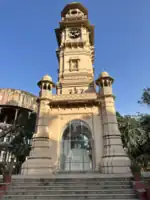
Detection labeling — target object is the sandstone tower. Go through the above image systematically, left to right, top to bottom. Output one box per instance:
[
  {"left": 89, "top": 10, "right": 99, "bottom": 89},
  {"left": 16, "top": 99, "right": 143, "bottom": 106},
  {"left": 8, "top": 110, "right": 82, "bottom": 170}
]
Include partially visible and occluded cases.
[{"left": 22, "top": 2, "right": 131, "bottom": 175}]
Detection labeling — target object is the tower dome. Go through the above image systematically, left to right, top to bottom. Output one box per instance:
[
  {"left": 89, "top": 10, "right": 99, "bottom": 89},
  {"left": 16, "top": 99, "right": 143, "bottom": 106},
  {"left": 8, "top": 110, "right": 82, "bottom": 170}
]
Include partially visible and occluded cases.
[
  {"left": 61, "top": 2, "right": 88, "bottom": 17},
  {"left": 96, "top": 71, "right": 114, "bottom": 86},
  {"left": 100, "top": 71, "right": 109, "bottom": 78},
  {"left": 37, "top": 74, "right": 55, "bottom": 90},
  {"left": 41, "top": 74, "right": 52, "bottom": 82}
]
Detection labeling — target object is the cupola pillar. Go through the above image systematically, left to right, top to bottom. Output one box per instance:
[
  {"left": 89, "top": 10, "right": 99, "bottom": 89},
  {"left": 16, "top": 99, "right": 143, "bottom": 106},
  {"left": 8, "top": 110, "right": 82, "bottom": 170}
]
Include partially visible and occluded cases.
[
  {"left": 96, "top": 72, "right": 131, "bottom": 174},
  {"left": 36, "top": 74, "right": 55, "bottom": 137},
  {"left": 38, "top": 74, "right": 55, "bottom": 97},
  {"left": 21, "top": 75, "right": 55, "bottom": 175}
]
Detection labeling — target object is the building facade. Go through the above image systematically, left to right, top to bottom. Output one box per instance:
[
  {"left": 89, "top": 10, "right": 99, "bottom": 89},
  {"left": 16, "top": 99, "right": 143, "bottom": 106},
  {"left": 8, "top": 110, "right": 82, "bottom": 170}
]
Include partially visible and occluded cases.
[{"left": 22, "top": 2, "right": 131, "bottom": 175}]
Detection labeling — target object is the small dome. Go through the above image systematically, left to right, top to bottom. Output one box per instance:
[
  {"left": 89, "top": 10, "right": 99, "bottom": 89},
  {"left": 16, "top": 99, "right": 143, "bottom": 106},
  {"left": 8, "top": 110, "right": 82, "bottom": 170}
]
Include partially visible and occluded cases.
[
  {"left": 96, "top": 71, "right": 114, "bottom": 86},
  {"left": 100, "top": 71, "right": 109, "bottom": 77},
  {"left": 41, "top": 74, "right": 52, "bottom": 82}
]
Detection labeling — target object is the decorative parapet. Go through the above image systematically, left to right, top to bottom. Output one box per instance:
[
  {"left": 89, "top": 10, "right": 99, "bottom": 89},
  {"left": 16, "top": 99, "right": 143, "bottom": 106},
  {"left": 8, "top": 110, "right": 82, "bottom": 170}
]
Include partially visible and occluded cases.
[
  {"left": 0, "top": 89, "right": 38, "bottom": 112},
  {"left": 39, "top": 92, "right": 98, "bottom": 105},
  {"left": 51, "top": 92, "right": 98, "bottom": 104}
]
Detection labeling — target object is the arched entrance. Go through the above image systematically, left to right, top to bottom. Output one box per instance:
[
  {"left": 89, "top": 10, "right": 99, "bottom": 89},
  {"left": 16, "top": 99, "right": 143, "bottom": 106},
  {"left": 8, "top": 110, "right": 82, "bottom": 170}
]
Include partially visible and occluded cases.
[{"left": 60, "top": 120, "right": 94, "bottom": 171}]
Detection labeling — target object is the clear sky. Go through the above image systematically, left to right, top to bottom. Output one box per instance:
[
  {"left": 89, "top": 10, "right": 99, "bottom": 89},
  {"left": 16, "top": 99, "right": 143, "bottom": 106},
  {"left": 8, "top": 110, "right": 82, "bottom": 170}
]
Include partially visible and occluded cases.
[{"left": 0, "top": 0, "right": 149, "bottom": 115}]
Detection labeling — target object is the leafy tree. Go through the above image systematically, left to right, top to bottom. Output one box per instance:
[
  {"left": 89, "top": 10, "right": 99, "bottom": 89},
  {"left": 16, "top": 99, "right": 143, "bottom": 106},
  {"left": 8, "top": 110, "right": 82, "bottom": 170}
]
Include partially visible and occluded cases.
[
  {"left": 138, "top": 88, "right": 150, "bottom": 105},
  {"left": 138, "top": 88, "right": 150, "bottom": 169},
  {"left": 0, "top": 112, "right": 36, "bottom": 176},
  {"left": 117, "top": 112, "right": 150, "bottom": 171},
  {"left": 138, "top": 114, "right": 150, "bottom": 170},
  {"left": 140, "top": 114, "right": 150, "bottom": 133}
]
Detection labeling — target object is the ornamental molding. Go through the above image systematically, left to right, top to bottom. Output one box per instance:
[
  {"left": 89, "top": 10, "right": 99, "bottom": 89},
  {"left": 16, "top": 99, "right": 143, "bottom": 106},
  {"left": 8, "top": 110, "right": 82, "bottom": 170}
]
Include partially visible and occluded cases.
[{"left": 51, "top": 93, "right": 97, "bottom": 102}]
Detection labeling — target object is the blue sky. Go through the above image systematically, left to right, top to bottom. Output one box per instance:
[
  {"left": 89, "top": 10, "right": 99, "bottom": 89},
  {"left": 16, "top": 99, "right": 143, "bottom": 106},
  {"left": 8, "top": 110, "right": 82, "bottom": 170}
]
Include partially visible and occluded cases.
[{"left": 0, "top": 0, "right": 150, "bottom": 115}]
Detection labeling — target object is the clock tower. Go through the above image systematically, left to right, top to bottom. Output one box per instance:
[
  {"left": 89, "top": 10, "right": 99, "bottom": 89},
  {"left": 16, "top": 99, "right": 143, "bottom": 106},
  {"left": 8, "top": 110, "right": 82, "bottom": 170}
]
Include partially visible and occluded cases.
[
  {"left": 22, "top": 2, "right": 131, "bottom": 175},
  {"left": 55, "top": 2, "right": 95, "bottom": 94}
]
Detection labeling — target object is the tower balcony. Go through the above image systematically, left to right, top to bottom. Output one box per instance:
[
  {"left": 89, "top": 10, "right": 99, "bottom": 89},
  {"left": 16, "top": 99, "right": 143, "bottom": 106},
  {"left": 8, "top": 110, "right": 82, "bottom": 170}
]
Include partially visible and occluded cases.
[{"left": 62, "top": 40, "right": 86, "bottom": 48}]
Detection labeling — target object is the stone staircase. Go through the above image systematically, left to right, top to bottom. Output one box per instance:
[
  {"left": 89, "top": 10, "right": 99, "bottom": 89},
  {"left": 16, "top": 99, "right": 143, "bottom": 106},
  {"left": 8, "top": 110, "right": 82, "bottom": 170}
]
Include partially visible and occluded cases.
[{"left": 2, "top": 173, "right": 139, "bottom": 200}]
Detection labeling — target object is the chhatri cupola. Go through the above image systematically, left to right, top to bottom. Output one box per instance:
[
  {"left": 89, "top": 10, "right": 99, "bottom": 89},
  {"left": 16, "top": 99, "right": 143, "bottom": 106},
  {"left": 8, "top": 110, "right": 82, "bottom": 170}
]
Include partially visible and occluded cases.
[{"left": 55, "top": 2, "right": 95, "bottom": 95}]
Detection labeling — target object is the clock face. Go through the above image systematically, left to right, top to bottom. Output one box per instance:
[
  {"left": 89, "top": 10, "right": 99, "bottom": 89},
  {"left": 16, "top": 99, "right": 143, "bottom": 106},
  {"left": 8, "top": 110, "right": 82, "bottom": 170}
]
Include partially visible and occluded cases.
[{"left": 69, "top": 28, "right": 81, "bottom": 39}]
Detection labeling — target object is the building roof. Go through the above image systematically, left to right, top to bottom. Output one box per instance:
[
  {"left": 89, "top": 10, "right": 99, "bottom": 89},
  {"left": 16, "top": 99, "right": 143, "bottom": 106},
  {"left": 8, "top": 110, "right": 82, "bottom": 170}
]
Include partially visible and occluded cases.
[
  {"left": 41, "top": 74, "right": 52, "bottom": 82},
  {"left": 0, "top": 88, "right": 37, "bottom": 111}
]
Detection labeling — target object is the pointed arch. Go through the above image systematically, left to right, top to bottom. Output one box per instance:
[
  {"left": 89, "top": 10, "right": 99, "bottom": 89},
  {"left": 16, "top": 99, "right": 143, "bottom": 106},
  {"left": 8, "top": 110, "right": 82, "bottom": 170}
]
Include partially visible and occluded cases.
[{"left": 61, "top": 119, "right": 93, "bottom": 140}]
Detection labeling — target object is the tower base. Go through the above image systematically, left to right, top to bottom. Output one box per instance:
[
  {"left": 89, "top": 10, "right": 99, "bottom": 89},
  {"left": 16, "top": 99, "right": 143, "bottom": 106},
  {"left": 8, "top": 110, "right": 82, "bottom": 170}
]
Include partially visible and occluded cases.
[
  {"left": 21, "top": 137, "right": 54, "bottom": 175},
  {"left": 100, "top": 156, "right": 131, "bottom": 174}
]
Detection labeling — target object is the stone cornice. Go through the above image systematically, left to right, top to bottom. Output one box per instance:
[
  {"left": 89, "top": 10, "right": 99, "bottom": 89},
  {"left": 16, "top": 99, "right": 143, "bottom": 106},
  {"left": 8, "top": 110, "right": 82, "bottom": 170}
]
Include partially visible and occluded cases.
[
  {"left": 59, "top": 19, "right": 90, "bottom": 28},
  {"left": 58, "top": 79, "right": 94, "bottom": 84},
  {"left": 37, "top": 92, "right": 115, "bottom": 107},
  {"left": 38, "top": 93, "right": 97, "bottom": 105},
  {"left": 52, "top": 93, "right": 97, "bottom": 102},
  {"left": 97, "top": 94, "right": 115, "bottom": 100}
]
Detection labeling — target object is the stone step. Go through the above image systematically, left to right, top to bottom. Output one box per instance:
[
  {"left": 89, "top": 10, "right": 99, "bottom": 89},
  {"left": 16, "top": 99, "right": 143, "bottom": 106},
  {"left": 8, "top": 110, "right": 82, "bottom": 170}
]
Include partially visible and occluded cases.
[
  {"left": 3, "top": 175, "right": 137, "bottom": 200},
  {"left": 11, "top": 178, "right": 132, "bottom": 182},
  {"left": 11, "top": 180, "right": 132, "bottom": 185},
  {"left": 11, "top": 182, "right": 132, "bottom": 185},
  {"left": 10, "top": 183, "right": 132, "bottom": 188},
  {"left": 9, "top": 184, "right": 132, "bottom": 189},
  {"left": 10, "top": 184, "right": 133, "bottom": 188},
  {"left": 6, "top": 188, "right": 135, "bottom": 195},
  {"left": 3, "top": 193, "right": 137, "bottom": 199},
  {"left": 3, "top": 198, "right": 138, "bottom": 200}
]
